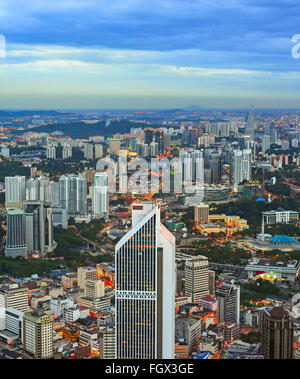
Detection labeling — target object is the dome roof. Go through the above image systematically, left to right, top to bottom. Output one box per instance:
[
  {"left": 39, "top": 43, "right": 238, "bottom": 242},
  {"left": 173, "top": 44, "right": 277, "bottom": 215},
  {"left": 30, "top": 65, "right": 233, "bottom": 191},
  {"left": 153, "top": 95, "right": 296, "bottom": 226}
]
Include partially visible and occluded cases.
[{"left": 270, "top": 235, "right": 296, "bottom": 243}]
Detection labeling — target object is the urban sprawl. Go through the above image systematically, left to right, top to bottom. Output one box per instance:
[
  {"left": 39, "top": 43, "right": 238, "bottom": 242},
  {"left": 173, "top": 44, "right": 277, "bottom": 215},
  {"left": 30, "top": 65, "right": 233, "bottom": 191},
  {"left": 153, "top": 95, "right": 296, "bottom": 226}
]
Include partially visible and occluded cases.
[{"left": 0, "top": 107, "right": 299, "bottom": 359}]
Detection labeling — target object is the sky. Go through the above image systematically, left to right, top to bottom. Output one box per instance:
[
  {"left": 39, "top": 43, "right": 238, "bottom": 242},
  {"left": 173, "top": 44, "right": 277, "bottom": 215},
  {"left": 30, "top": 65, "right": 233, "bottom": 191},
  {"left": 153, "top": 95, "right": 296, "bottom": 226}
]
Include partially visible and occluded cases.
[{"left": 0, "top": 0, "right": 300, "bottom": 109}]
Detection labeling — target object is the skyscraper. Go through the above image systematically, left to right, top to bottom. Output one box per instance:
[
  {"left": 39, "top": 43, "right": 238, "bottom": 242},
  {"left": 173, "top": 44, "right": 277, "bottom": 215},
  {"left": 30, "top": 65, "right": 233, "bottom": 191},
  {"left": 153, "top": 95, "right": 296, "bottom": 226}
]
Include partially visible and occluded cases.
[
  {"left": 245, "top": 106, "right": 256, "bottom": 138},
  {"left": 144, "top": 127, "right": 154, "bottom": 145},
  {"left": 155, "top": 129, "right": 164, "bottom": 154},
  {"left": 262, "top": 135, "right": 271, "bottom": 153},
  {"left": 109, "top": 138, "right": 121, "bottom": 155},
  {"left": 84, "top": 143, "right": 94, "bottom": 160},
  {"left": 94, "top": 144, "right": 103, "bottom": 159},
  {"left": 46, "top": 145, "right": 56, "bottom": 159},
  {"left": 62, "top": 145, "right": 72, "bottom": 159},
  {"left": 231, "top": 149, "right": 252, "bottom": 187},
  {"left": 92, "top": 172, "right": 109, "bottom": 219},
  {"left": 59, "top": 174, "right": 87, "bottom": 216},
  {"left": 5, "top": 176, "right": 26, "bottom": 209},
  {"left": 26, "top": 177, "right": 50, "bottom": 202},
  {"left": 49, "top": 181, "right": 60, "bottom": 207},
  {"left": 23, "top": 201, "right": 54, "bottom": 257},
  {"left": 115, "top": 202, "right": 175, "bottom": 359},
  {"left": 5, "top": 209, "right": 28, "bottom": 258},
  {"left": 184, "top": 256, "right": 209, "bottom": 302},
  {"left": 208, "top": 270, "right": 216, "bottom": 297},
  {"left": 217, "top": 282, "right": 240, "bottom": 324},
  {"left": 261, "top": 307, "right": 294, "bottom": 359},
  {"left": 23, "top": 309, "right": 53, "bottom": 359}
]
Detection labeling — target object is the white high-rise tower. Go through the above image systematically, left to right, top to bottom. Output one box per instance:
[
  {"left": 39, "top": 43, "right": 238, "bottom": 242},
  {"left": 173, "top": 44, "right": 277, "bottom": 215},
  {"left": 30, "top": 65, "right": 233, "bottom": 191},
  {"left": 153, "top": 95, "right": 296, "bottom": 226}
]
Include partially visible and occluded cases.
[
  {"left": 92, "top": 172, "right": 109, "bottom": 219},
  {"left": 5, "top": 176, "right": 26, "bottom": 209},
  {"left": 115, "top": 202, "right": 175, "bottom": 359}
]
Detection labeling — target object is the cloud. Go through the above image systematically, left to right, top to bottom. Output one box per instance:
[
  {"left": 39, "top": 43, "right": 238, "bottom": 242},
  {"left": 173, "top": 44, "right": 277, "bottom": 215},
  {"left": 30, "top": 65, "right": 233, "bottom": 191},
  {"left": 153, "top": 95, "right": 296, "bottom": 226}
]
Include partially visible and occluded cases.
[
  {"left": 0, "top": 1, "right": 299, "bottom": 107},
  {"left": 0, "top": 57, "right": 103, "bottom": 71},
  {"left": 163, "top": 66, "right": 270, "bottom": 77}
]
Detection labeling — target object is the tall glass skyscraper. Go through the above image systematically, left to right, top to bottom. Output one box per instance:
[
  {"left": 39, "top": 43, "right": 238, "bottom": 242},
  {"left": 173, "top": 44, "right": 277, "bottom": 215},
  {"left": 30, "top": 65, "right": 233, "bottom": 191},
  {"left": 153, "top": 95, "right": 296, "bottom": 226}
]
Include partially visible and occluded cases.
[
  {"left": 245, "top": 106, "right": 256, "bottom": 138},
  {"left": 115, "top": 202, "right": 175, "bottom": 359},
  {"left": 5, "top": 209, "right": 27, "bottom": 258}
]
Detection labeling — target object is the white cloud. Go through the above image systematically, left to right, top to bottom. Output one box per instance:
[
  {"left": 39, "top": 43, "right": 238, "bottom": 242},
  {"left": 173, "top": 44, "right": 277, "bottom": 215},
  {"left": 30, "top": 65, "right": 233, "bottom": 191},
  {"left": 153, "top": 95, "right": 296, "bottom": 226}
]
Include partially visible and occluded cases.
[{"left": 163, "top": 65, "right": 271, "bottom": 77}]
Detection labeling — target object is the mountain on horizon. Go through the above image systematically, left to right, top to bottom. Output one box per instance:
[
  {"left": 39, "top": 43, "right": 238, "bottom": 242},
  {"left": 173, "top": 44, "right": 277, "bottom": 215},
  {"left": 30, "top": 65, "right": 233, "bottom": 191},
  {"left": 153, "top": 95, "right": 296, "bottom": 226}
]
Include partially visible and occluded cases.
[{"left": 183, "top": 105, "right": 205, "bottom": 111}]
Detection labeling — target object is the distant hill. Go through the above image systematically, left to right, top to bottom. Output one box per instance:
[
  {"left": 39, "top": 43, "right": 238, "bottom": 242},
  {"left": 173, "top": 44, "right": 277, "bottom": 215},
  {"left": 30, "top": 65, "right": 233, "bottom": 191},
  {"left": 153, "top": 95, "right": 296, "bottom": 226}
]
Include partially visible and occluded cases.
[
  {"left": 183, "top": 105, "right": 205, "bottom": 112},
  {"left": 161, "top": 108, "right": 184, "bottom": 113},
  {"left": 0, "top": 110, "right": 73, "bottom": 117},
  {"left": 12, "top": 120, "right": 150, "bottom": 139}
]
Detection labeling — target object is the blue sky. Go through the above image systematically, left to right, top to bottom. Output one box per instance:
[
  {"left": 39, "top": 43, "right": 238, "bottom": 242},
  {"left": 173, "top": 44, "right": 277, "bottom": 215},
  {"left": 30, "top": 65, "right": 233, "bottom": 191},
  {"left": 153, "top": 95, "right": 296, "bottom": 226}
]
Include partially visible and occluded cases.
[{"left": 0, "top": 0, "right": 300, "bottom": 109}]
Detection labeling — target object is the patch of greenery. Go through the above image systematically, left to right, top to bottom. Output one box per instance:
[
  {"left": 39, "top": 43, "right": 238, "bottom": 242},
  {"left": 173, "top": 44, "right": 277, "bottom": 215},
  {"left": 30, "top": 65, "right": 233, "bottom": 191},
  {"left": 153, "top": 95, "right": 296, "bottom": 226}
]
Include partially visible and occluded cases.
[
  {"left": 0, "top": 159, "right": 30, "bottom": 182},
  {"left": 0, "top": 257, "right": 64, "bottom": 277}
]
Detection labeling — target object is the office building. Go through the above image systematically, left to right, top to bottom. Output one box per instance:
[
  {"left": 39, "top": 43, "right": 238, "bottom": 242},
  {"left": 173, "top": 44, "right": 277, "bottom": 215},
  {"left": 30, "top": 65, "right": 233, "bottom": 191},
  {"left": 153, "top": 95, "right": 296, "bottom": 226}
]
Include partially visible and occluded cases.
[
  {"left": 245, "top": 106, "right": 256, "bottom": 138},
  {"left": 144, "top": 128, "right": 154, "bottom": 145},
  {"left": 154, "top": 130, "right": 164, "bottom": 154},
  {"left": 231, "top": 149, "right": 252, "bottom": 187},
  {"left": 92, "top": 172, "right": 109, "bottom": 219},
  {"left": 59, "top": 174, "right": 87, "bottom": 216},
  {"left": 5, "top": 176, "right": 26, "bottom": 209},
  {"left": 23, "top": 201, "right": 54, "bottom": 256},
  {"left": 115, "top": 202, "right": 175, "bottom": 359},
  {"left": 194, "top": 203, "right": 209, "bottom": 224},
  {"left": 5, "top": 209, "right": 27, "bottom": 258},
  {"left": 262, "top": 209, "right": 299, "bottom": 224},
  {"left": 184, "top": 256, "right": 209, "bottom": 302},
  {"left": 77, "top": 266, "right": 98, "bottom": 289},
  {"left": 208, "top": 270, "right": 216, "bottom": 297},
  {"left": 84, "top": 279, "right": 105, "bottom": 300},
  {"left": 217, "top": 282, "right": 240, "bottom": 324},
  {"left": 0, "top": 286, "right": 29, "bottom": 313},
  {"left": 261, "top": 307, "right": 294, "bottom": 359},
  {"left": 5, "top": 308, "right": 24, "bottom": 340},
  {"left": 23, "top": 309, "right": 53, "bottom": 359},
  {"left": 175, "top": 316, "right": 201, "bottom": 353},
  {"left": 224, "top": 322, "right": 240, "bottom": 341},
  {"left": 99, "top": 327, "right": 115, "bottom": 359}
]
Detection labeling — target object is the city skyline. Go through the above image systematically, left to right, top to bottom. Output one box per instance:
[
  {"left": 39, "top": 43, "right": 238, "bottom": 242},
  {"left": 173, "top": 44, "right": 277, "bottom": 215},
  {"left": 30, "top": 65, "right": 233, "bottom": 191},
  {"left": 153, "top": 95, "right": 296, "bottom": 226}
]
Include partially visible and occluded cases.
[{"left": 0, "top": 0, "right": 300, "bottom": 108}]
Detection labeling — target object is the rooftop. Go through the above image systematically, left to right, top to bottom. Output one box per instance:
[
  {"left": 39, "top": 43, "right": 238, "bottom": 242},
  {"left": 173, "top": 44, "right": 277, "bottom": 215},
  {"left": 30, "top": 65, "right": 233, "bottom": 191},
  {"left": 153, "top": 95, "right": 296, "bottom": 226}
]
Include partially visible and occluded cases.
[
  {"left": 269, "top": 235, "right": 296, "bottom": 244},
  {"left": 199, "top": 295, "right": 217, "bottom": 302}
]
